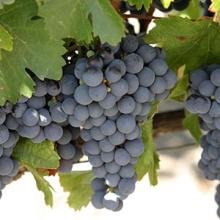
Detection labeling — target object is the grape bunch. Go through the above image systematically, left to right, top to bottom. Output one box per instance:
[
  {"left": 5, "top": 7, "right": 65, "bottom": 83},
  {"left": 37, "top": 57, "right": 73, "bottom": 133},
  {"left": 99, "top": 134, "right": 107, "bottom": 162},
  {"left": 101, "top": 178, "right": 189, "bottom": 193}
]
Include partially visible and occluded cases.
[
  {"left": 0, "top": 34, "right": 176, "bottom": 210},
  {"left": 67, "top": 34, "right": 176, "bottom": 211},
  {"left": 185, "top": 65, "right": 220, "bottom": 218},
  {"left": 0, "top": 105, "right": 20, "bottom": 199},
  {"left": 198, "top": 130, "right": 220, "bottom": 180},
  {"left": 215, "top": 184, "right": 220, "bottom": 217}
]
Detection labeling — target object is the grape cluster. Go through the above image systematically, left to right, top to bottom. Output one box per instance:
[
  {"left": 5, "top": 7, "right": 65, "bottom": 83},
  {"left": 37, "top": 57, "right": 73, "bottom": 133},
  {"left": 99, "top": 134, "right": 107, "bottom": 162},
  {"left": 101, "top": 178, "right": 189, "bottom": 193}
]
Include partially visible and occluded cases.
[
  {"left": 0, "top": 34, "right": 176, "bottom": 210},
  {"left": 68, "top": 34, "right": 176, "bottom": 211},
  {"left": 185, "top": 65, "right": 220, "bottom": 218},
  {"left": 0, "top": 72, "right": 83, "bottom": 198},
  {"left": 0, "top": 105, "right": 21, "bottom": 199},
  {"left": 215, "top": 184, "right": 220, "bottom": 217}
]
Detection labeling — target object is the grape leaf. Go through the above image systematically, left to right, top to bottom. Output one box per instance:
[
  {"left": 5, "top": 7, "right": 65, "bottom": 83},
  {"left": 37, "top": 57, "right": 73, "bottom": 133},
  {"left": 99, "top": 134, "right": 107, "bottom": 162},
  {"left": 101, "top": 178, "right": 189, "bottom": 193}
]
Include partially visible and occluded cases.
[
  {"left": 0, "top": 0, "right": 65, "bottom": 106},
  {"left": 39, "top": 0, "right": 126, "bottom": 45},
  {"left": 127, "top": 0, "right": 152, "bottom": 10},
  {"left": 161, "top": 0, "right": 174, "bottom": 8},
  {"left": 175, "top": 0, "right": 202, "bottom": 19},
  {"left": 210, "top": 0, "right": 220, "bottom": 22},
  {"left": 146, "top": 17, "right": 220, "bottom": 71},
  {"left": 0, "top": 24, "right": 13, "bottom": 59},
  {"left": 170, "top": 73, "right": 189, "bottom": 101},
  {"left": 135, "top": 102, "right": 160, "bottom": 185},
  {"left": 183, "top": 112, "right": 202, "bottom": 144},
  {"left": 13, "top": 139, "right": 60, "bottom": 169},
  {"left": 27, "top": 165, "right": 54, "bottom": 207},
  {"left": 59, "top": 171, "right": 94, "bottom": 211}
]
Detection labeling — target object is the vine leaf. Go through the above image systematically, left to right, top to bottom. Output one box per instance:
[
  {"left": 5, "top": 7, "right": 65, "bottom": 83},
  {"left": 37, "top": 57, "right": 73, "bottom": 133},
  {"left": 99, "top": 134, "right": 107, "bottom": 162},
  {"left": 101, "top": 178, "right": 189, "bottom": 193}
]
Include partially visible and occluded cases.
[
  {"left": 0, "top": 0, "right": 65, "bottom": 106},
  {"left": 39, "top": 0, "right": 126, "bottom": 45},
  {"left": 127, "top": 0, "right": 152, "bottom": 10},
  {"left": 161, "top": 0, "right": 174, "bottom": 8},
  {"left": 176, "top": 0, "right": 202, "bottom": 19},
  {"left": 210, "top": 0, "right": 220, "bottom": 22},
  {"left": 146, "top": 17, "right": 220, "bottom": 71},
  {"left": 0, "top": 24, "right": 13, "bottom": 58},
  {"left": 170, "top": 73, "right": 189, "bottom": 101},
  {"left": 135, "top": 102, "right": 160, "bottom": 185},
  {"left": 183, "top": 112, "right": 202, "bottom": 144},
  {"left": 13, "top": 139, "right": 60, "bottom": 169},
  {"left": 27, "top": 165, "right": 54, "bottom": 207},
  {"left": 59, "top": 171, "right": 94, "bottom": 211}
]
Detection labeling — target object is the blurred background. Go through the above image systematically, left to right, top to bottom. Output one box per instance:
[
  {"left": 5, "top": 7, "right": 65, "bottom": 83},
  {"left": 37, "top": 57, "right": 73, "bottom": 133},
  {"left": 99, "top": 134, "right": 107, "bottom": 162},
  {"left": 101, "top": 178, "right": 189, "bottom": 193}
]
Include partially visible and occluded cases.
[{"left": 0, "top": 99, "right": 218, "bottom": 220}]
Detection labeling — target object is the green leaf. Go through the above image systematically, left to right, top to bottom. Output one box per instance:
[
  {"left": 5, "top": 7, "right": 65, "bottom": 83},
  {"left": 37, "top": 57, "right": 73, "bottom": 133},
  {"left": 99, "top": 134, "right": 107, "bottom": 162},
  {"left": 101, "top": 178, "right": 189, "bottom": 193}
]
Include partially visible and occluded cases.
[
  {"left": 0, "top": 0, "right": 65, "bottom": 105},
  {"left": 39, "top": 0, "right": 126, "bottom": 45},
  {"left": 127, "top": 0, "right": 152, "bottom": 10},
  {"left": 161, "top": 0, "right": 174, "bottom": 8},
  {"left": 175, "top": 0, "right": 202, "bottom": 19},
  {"left": 210, "top": 0, "right": 220, "bottom": 19},
  {"left": 146, "top": 17, "right": 220, "bottom": 71},
  {"left": 0, "top": 24, "right": 13, "bottom": 58},
  {"left": 170, "top": 73, "right": 189, "bottom": 101},
  {"left": 135, "top": 103, "right": 160, "bottom": 185},
  {"left": 183, "top": 112, "right": 202, "bottom": 144},
  {"left": 13, "top": 139, "right": 60, "bottom": 169},
  {"left": 27, "top": 165, "right": 54, "bottom": 207},
  {"left": 59, "top": 171, "right": 94, "bottom": 211}
]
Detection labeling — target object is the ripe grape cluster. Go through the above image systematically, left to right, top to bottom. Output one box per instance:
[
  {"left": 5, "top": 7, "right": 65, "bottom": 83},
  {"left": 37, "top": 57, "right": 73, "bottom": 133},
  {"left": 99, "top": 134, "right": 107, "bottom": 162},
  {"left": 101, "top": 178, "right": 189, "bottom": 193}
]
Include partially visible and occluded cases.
[
  {"left": 0, "top": 34, "right": 176, "bottom": 210},
  {"left": 70, "top": 34, "right": 176, "bottom": 211},
  {"left": 185, "top": 65, "right": 220, "bottom": 217},
  {"left": 0, "top": 105, "right": 20, "bottom": 199}
]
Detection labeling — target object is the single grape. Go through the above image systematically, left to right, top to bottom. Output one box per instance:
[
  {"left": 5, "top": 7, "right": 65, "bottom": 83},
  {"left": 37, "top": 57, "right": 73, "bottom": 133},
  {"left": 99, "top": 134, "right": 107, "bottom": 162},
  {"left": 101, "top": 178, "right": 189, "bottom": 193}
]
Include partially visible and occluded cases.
[
  {"left": 121, "top": 35, "right": 139, "bottom": 53},
  {"left": 137, "top": 44, "right": 157, "bottom": 64},
  {"left": 124, "top": 53, "right": 144, "bottom": 74},
  {"left": 149, "top": 58, "right": 168, "bottom": 76},
  {"left": 82, "top": 67, "right": 103, "bottom": 87},
  {"left": 137, "top": 67, "right": 155, "bottom": 87},
  {"left": 60, "top": 74, "right": 78, "bottom": 95},
  {"left": 123, "top": 74, "right": 139, "bottom": 95},
  {"left": 150, "top": 77, "right": 167, "bottom": 94},
  {"left": 110, "top": 79, "right": 129, "bottom": 97},
  {"left": 47, "top": 81, "right": 61, "bottom": 96},
  {"left": 74, "top": 84, "right": 92, "bottom": 105},
  {"left": 89, "top": 84, "right": 107, "bottom": 102},
  {"left": 133, "top": 86, "right": 150, "bottom": 103},
  {"left": 99, "top": 93, "right": 117, "bottom": 109},
  {"left": 27, "top": 96, "right": 46, "bottom": 109},
  {"left": 118, "top": 96, "right": 136, "bottom": 114},
  {"left": 61, "top": 98, "right": 76, "bottom": 115},
  {"left": 88, "top": 103, "right": 103, "bottom": 118},
  {"left": 74, "top": 105, "right": 89, "bottom": 122},
  {"left": 22, "top": 108, "right": 39, "bottom": 126},
  {"left": 38, "top": 108, "right": 52, "bottom": 127},
  {"left": 116, "top": 114, "right": 136, "bottom": 134},
  {"left": 100, "top": 120, "right": 116, "bottom": 136},
  {"left": 44, "top": 123, "right": 63, "bottom": 141},
  {"left": 0, "top": 125, "right": 10, "bottom": 144},
  {"left": 17, "top": 125, "right": 40, "bottom": 139},
  {"left": 108, "top": 131, "right": 125, "bottom": 146},
  {"left": 99, "top": 138, "right": 115, "bottom": 152},
  {"left": 125, "top": 139, "right": 144, "bottom": 157},
  {"left": 83, "top": 140, "right": 101, "bottom": 155},
  {"left": 57, "top": 143, "right": 76, "bottom": 160},
  {"left": 114, "top": 148, "right": 131, "bottom": 166},
  {"left": 101, "top": 151, "right": 114, "bottom": 163},
  {"left": 0, "top": 157, "right": 14, "bottom": 176},
  {"left": 119, "top": 164, "right": 135, "bottom": 178},
  {"left": 92, "top": 165, "right": 107, "bottom": 178},
  {"left": 105, "top": 173, "right": 120, "bottom": 187},
  {"left": 118, "top": 178, "right": 135, "bottom": 196}
]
